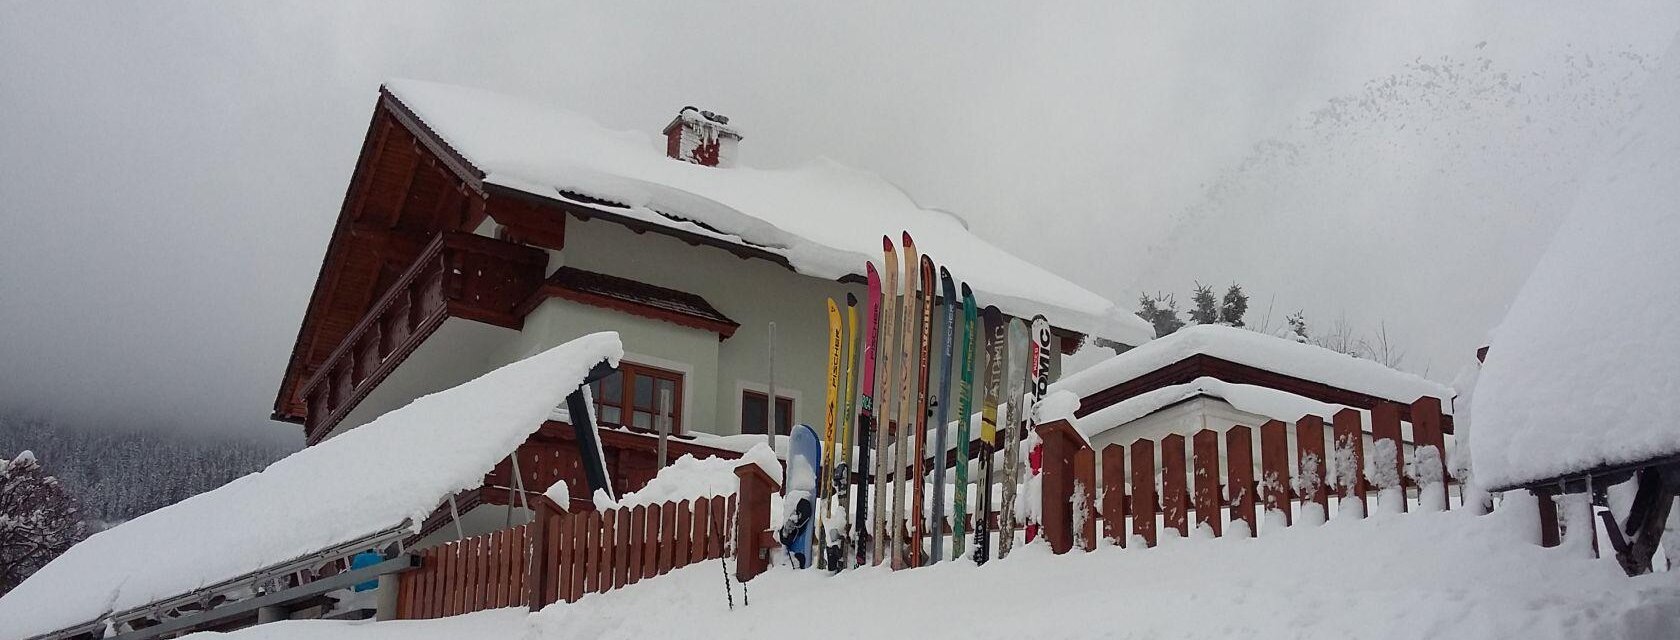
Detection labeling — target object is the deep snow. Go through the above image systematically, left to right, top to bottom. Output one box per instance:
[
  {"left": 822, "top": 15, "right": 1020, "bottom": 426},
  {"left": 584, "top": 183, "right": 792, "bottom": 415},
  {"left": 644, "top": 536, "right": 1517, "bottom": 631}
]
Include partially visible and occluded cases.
[{"left": 185, "top": 502, "right": 1679, "bottom": 640}]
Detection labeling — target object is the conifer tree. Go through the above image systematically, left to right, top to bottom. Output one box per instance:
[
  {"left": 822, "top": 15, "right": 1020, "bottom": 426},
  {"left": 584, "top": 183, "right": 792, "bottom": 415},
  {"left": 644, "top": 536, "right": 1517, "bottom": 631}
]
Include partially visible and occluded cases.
[
  {"left": 1189, "top": 282, "right": 1220, "bottom": 325},
  {"left": 1220, "top": 283, "right": 1249, "bottom": 327}
]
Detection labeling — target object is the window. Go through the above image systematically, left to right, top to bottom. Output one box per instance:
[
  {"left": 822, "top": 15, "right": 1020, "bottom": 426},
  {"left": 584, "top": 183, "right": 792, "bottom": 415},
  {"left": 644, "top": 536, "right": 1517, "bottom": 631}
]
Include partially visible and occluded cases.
[
  {"left": 590, "top": 362, "right": 683, "bottom": 433},
  {"left": 740, "top": 390, "right": 794, "bottom": 436}
]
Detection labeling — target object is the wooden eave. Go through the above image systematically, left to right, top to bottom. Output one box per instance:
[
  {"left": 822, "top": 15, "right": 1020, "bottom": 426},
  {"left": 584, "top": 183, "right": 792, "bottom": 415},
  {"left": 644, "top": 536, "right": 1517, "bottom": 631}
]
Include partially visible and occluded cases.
[{"left": 533, "top": 266, "right": 740, "bottom": 340}]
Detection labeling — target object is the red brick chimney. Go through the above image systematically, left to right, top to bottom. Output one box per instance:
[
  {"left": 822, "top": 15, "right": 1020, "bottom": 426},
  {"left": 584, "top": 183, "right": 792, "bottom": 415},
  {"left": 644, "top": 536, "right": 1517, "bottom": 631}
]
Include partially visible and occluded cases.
[{"left": 663, "top": 107, "right": 741, "bottom": 167}]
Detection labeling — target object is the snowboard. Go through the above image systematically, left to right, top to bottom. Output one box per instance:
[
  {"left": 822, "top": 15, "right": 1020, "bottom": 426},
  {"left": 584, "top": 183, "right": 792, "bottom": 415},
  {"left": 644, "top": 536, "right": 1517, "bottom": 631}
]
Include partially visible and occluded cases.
[{"left": 780, "top": 423, "right": 822, "bottom": 569}]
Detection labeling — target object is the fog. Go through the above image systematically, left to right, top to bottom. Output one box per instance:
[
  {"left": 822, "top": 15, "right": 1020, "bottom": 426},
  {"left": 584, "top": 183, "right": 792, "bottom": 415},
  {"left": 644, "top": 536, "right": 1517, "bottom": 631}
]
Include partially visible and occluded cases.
[{"left": 1, "top": 2, "right": 1675, "bottom": 445}]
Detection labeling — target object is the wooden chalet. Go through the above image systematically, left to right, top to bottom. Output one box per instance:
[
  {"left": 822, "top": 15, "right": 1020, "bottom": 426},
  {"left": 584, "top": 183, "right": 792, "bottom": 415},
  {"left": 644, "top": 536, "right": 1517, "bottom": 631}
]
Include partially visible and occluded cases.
[{"left": 270, "top": 80, "right": 1151, "bottom": 540}]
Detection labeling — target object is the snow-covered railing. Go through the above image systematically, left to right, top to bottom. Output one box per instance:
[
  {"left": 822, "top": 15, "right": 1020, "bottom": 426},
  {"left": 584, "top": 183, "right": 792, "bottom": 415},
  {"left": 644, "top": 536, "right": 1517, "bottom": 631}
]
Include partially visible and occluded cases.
[
  {"left": 1033, "top": 396, "right": 1461, "bottom": 553},
  {"left": 397, "top": 461, "right": 780, "bottom": 619}
]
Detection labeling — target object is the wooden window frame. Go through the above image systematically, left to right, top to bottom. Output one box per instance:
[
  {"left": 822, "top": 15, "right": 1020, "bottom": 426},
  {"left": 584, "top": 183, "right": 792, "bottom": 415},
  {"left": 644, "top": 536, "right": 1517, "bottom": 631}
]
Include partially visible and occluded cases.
[
  {"left": 590, "top": 361, "right": 685, "bottom": 434},
  {"left": 740, "top": 389, "right": 795, "bottom": 437}
]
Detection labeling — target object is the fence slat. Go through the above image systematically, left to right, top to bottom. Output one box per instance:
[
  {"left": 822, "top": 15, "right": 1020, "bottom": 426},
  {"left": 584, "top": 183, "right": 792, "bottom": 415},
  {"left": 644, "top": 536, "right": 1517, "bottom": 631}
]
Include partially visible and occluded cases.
[
  {"left": 1412, "top": 396, "right": 1449, "bottom": 509},
  {"left": 1371, "top": 402, "right": 1405, "bottom": 512},
  {"left": 1332, "top": 408, "right": 1367, "bottom": 516},
  {"left": 1297, "top": 415, "right": 1330, "bottom": 519},
  {"left": 1259, "top": 420, "right": 1292, "bottom": 527},
  {"left": 1226, "top": 425, "right": 1256, "bottom": 537},
  {"left": 1192, "top": 429, "right": 1222, "bottom": 537},
  {"left": 1161, "top": 434, "right": 1189, "bottom": 539},
  {"left": 1130, "top": 439, "right": 1157, "bottom": 547},
  {"left": 1101, "top": 444, "right": 1126, "bottom": 547},
  {"left": 1073, "top": 446, "right": 1097, "bottom": 551},
  {"left": 709, "top": 496, "right": 728, "bottom": 559},
  {"left": 691, "top": 497, "right": 710, "bottom": 565},
  {"left": 675, "top": 499, "right": 694, "bottom": 569},
  {"left": 659, "top": 501, "right": 676, "bottom": 574},
  {"left": 644, "top": 503, "right": 662, "bottom": 579},
  {"left": 627, "top": 506, "right": 646, "bottom": 585},
  {"left": 614, "top": 507, "right": 631, "bottom": 590},
  {"left": 585, "top": 510, "right": 602, "bottom": 595},
  {"left": 569, "top": 513, "right": 587, "bottom": 602},
  {"left": 486, "top": 530, "right": 504, "bottom": 608},
  {"left": 470, "top": 536, "right": 487, "bottom": 612},
  {"left": 445, "top": 541, "right": 463, "bottom": 617},
  {"left": 424, "top": 547, "right": 439, "bottom": 619},
  {"left": 412, "top": 549, "right": 429, "bottom": 619}
]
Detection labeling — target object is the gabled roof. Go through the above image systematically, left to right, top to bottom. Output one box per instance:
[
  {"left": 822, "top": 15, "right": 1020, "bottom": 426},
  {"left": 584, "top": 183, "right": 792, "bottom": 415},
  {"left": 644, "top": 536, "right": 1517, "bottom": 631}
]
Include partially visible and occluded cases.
[
  {"left": 379, "top": 79, "right": 1153, "bottom": 347},
  {"left": 0, "top": 334, "right": 623, "bottom": 640}
]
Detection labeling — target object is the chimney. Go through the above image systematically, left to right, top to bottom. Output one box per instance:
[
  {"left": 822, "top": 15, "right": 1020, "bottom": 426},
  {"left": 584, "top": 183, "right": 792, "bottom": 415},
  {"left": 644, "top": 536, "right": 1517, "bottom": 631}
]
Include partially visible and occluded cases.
[{"left": 663, "top": 107, "right": 741, "bottom": 167}]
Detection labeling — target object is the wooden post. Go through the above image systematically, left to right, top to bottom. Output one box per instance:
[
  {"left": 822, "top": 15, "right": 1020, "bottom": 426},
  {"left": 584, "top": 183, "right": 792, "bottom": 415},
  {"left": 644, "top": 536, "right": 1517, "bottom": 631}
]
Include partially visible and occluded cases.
[
  {"left": 1411, "top": 396, "right": 1449, "bottom": 509},
  {"left": 1371, "top": 402, "right": 1405, "bottom": 512},
  {"left": 1332, "top": 408, "right": 1367, "bottom": 516},
  {"left": 1296, "top": 415, "right": 1329, "bottom": 518},
  {"left": 1035, "top": 419, "right": 1082, "bottom": 554},
  {"left": 1259, "top": 420, "right": 1292, "bottom": 528},
  {"left": 1226, "top": 426, "right": 1256, "bottom": 537},
  {"left": 1192, "top": 429, "right": 1222, "bottom": 537},
  {"left": 1162, "top": 434, "right": 1189, "bottom": 539},
  {"left": 1130, "top": 439, "right": 1157, "bottom": 547},
  {"left": 1102, "top": 444, "right": 1127, "bottom": 547},
  {"left": 1073, "top": 446, "right": 1097, "bottom": 552},
  {"left": 735, "top": 461, "right": 781, "bottom": 581},
  {"left": 1536, "top": 489, "right": 1561, "bottom": 548}
]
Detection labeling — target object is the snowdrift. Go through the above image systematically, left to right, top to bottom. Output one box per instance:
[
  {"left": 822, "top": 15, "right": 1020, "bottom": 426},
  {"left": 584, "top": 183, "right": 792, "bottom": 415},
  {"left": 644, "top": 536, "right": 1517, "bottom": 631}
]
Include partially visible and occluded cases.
[{"left": 1472, "top": 34, "right": 1680, "bottom": 490}]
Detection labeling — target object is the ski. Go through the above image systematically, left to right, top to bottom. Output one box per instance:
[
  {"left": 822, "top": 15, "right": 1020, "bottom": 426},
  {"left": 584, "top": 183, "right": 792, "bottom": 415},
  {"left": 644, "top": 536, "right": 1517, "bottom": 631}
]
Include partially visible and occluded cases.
[
  {"left": 891, "top": 233, "right": 919, "bottom": 569},
  {"left": 873, "top": 237, "right": 899, "bottom": 566},
  {"left": 910, "top": 254, "right": 936, "bottom": 567},
  {"left": 852, "top": 264, "right": 882, "bottom": 568},
  {"left": 929, "top": 267, "right": 958, "bottom": 563},
  {"left": 951, "top": 283, "right": 976, "bottom": 561},
  {"left": 830, "top": 292, "right": 860, "bottom": 571},
  {"left": 815, "top": 298, "right": 842, "bottom": 569},
  {"left": 972, "top": 306, "right": 1005, "bottom": 564},
  {"left": 1023, "top": 315, "right": 1053, "bottom": 545},
  {"left": 998, "top": 317, "right": 1029, "bottom": 558}
]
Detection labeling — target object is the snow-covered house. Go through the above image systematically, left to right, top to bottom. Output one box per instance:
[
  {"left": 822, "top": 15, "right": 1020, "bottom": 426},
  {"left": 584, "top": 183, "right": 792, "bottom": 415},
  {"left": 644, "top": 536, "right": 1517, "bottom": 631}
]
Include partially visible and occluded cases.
[
  {"left": 270, "top": 80, "right": 1151, "bottom": 526},
  {"left": 1048, "top": 325, "right": 1455, "bottom": 475}
]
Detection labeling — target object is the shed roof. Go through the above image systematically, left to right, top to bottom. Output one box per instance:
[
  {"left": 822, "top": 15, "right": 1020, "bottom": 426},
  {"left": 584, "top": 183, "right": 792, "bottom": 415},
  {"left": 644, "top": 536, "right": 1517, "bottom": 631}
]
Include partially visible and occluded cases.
[{"left": 0, "top": 333, "right": 623, "bottom": 639}]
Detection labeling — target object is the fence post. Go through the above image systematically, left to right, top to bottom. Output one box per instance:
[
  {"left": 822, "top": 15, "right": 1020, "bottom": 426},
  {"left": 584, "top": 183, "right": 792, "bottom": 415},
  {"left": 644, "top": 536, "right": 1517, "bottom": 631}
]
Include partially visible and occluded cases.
[
  {"left": 1411, "top": 396, "right": 1449, "bottom": 509},
  {"left": 1371, "top": 402, "right": 1405, "bottom": 513},
  {"left": 1332, "top": 408, "right": 1367, "bottom": 516},
  {"left": 1296, "top": 415, "right": 1329, "bottom": 520},
  {"left": 1035, "top": 419, "right": 1082, "bottom": 554},
  {"left": 1259, "top": 420, "right": 1292, "bottom": 528},
  {"left": 1226, "top": 426, "right": 1256, "bottom": 537},
  {"left": 1192, "top": 429, "right": 1222, "bottom": 537},
  {"left": 1162, "top": 434, "right": 1189, "bottom": 539},
  {"left": 1130, "top": 439, "right": 1158, "bottom": 547},
  {"left": 1101, "top": 444, "right": 1126, "bottom": 547},
  {"left": 1073, "top": 445, "right": 1097, "bottom": 552},
  {"left": 735, "top": 461, "right": 782, "bottom": 581},
  {"left": 526, "top": 496, "right": 562, "bottom": 610}
]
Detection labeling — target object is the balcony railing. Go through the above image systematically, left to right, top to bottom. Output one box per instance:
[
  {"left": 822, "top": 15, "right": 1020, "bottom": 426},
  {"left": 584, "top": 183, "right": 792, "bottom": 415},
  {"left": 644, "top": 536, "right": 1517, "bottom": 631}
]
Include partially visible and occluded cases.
[{"left": 301, "top": 232, "right": 546, "bottom": 443}]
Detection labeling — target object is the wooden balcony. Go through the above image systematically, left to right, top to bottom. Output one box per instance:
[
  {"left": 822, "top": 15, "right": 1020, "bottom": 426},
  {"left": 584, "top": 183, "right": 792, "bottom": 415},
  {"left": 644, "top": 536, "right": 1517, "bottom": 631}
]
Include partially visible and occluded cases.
[{"left": 300, "top": 232, "right": 546, "bottom": 443}]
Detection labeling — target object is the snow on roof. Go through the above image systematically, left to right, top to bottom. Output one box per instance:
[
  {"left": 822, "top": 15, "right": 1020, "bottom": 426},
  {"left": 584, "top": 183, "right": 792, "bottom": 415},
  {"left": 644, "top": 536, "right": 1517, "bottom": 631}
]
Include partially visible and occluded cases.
[
  {"left": 1471, "top": 36, "right": 1680, "bottom": 491},
  {"left": 381, "top": 79, "right": 1154, "bottom": 346},
  {"left": 1052, "top": 324, "right": 1452, "bottom": 409},
  {"left": 0, "top": 333, "right": 623, "bottom": 639},
  {"left": 1059, "top": 377, "right": 1348, "bottom": 438}
]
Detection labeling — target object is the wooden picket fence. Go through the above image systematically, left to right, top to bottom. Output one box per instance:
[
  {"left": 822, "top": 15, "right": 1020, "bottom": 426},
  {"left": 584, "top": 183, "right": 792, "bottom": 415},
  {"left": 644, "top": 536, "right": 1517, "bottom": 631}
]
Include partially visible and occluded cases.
[
  {"left": 1036, "top": 396, "right": 1458, "bottom": 553},
  {"left": 395, "top": 492, "right": 754, "bottom": 619}
]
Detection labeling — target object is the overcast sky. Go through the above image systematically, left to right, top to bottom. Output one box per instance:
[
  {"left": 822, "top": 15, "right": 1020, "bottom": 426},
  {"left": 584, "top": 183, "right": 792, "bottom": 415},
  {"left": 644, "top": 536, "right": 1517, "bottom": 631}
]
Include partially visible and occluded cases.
[{"left": 2, "top": 2, "right": 1676, "bottom": 447}]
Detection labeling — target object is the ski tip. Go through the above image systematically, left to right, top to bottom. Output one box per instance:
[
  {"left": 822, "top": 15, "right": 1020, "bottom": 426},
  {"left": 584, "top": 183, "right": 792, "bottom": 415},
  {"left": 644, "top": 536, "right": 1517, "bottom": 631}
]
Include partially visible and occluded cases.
[
  {"left": 901, "top": 231, "right": 914, "bottom": 247},
  {"left": 882, "top": 235, "right": 895, "bottom": 252},
  {"left": 920, "top": 254, "right": 933, "bottom": 269},
  {"left": 866, "top": 261, "right": 879, "bottom": 280},
  {"left": 938, "top": 265, "right": 950, "bottom": 280},
  {"left": 961, "top": 282, "right": 973, "bottom": 298},
  {"left": 846, "top": 292, "right": 858, "bottom": 306},
  {"left": 828, "top": 297, "right": 839, "bottom": 312},
  {"left": 983, "top": 305, "right": 1003, "bottom": 321}
]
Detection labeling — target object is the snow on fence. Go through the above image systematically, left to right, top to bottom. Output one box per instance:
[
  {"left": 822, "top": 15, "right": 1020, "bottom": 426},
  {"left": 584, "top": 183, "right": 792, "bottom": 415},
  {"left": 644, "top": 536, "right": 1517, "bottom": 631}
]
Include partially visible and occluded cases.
[
  {"left": 1034, "top": 396, "right": 1457, "bottom": 553},
  {"left": 396, "top": 462, "right": 781, "bottom": 619}
]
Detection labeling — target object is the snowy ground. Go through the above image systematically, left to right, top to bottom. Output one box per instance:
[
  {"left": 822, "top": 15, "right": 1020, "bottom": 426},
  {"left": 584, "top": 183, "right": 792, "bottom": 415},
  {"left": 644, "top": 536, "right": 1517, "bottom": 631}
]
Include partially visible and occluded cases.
[{"left": 187, "top": 502, "right": 1679, "bottom": 640}]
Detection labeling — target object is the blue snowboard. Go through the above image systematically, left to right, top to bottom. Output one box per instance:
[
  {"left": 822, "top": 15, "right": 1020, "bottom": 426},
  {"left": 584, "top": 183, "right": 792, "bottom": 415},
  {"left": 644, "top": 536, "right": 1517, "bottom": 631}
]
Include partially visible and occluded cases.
[{"left": 779, "top": 424, "right": 821, "bottom": 569}]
